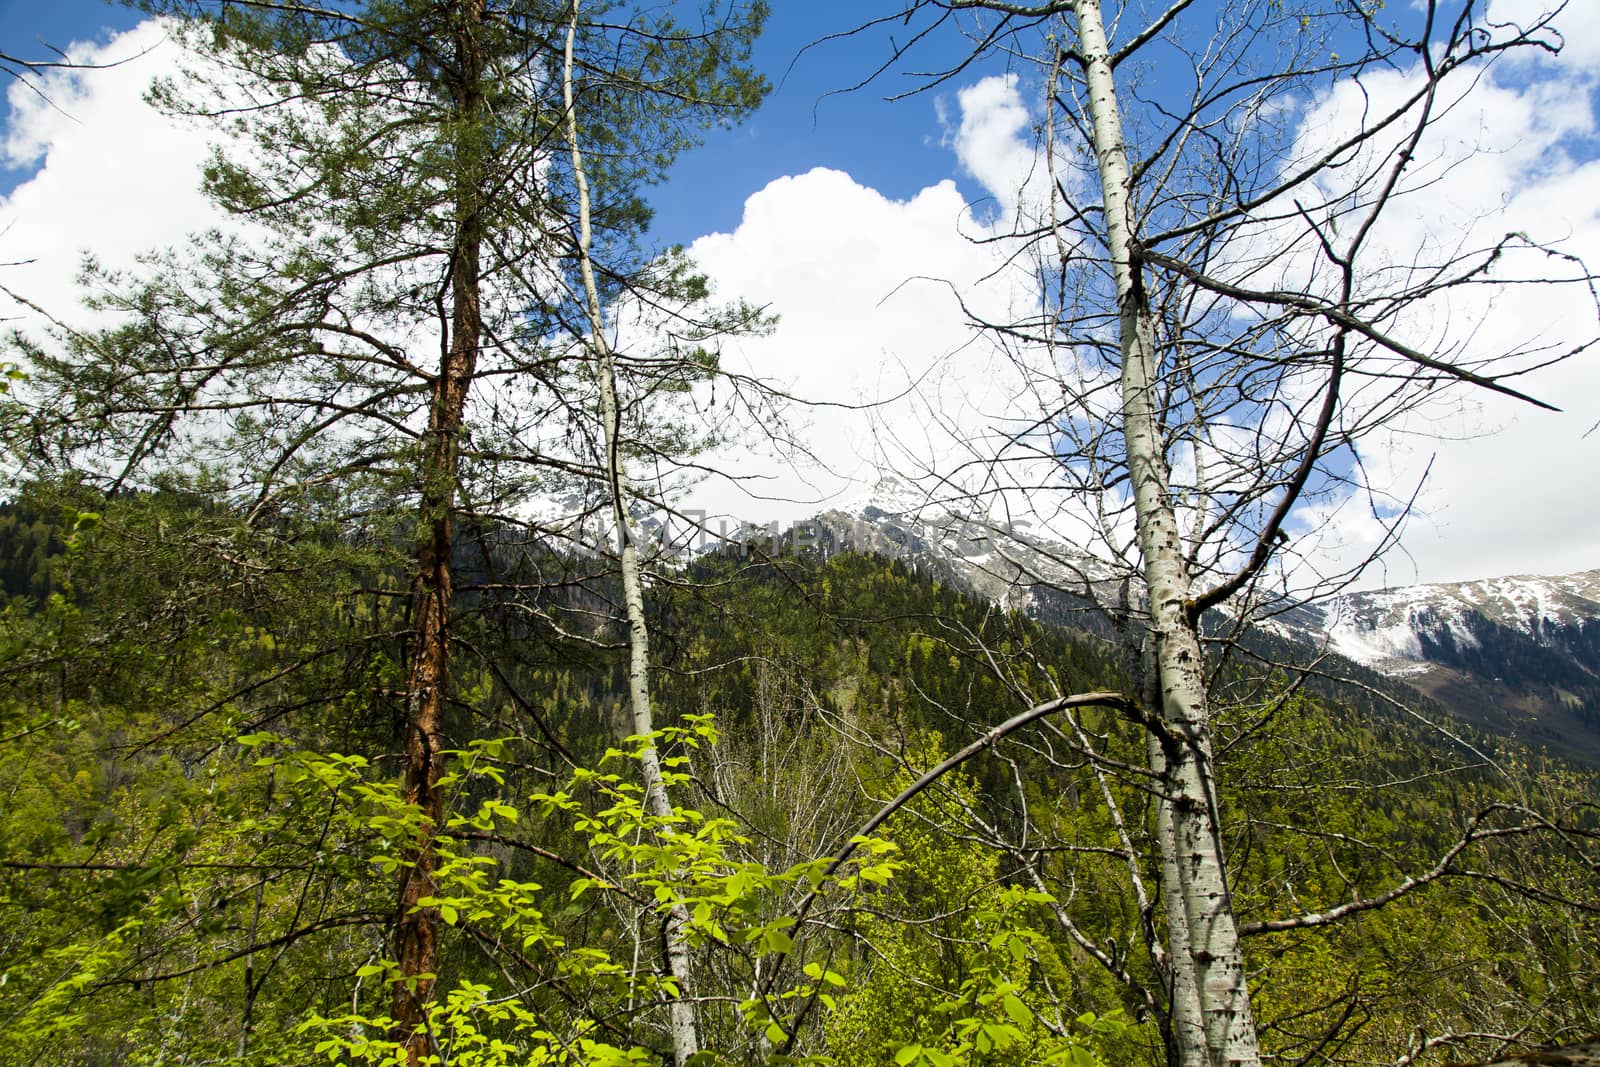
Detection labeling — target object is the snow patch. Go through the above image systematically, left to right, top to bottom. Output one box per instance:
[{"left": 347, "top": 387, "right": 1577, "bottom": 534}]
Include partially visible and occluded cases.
[{"left": 1278, "top": 565, "right": 1600, "bottom": 674}]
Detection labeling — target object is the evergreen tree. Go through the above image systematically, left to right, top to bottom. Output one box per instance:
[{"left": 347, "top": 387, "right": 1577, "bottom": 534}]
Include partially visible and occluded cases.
[{"left": 4, "top": 2, "right": 765, "bottom": 1059}]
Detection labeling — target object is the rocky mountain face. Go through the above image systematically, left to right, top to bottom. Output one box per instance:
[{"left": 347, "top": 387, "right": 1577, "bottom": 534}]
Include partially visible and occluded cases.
[
  {"left": 799, "top": 480, "right": 1600, "bottom": 761},
  {"left": 801, "top": 481, "right": 1120, "bottom": 638},
  {"left": 1272, "top": 570, "right": 1600, "bottom": 761}
]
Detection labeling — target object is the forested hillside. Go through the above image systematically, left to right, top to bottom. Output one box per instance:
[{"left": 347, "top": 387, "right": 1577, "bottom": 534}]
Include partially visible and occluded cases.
[
  {"left": 4, "top": 0, "right": 1599, "bottom": 1065},
  {"left": 1, "top": 487, "right": 1595, "bottom": 1066},
  {"left": 1269, "top": 576, "right": 1600, "bottom": 762}
]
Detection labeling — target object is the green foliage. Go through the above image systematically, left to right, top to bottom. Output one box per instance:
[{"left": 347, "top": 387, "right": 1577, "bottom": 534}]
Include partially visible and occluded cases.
[
  {"left": 2, "top": 0, "right": 770, "bottom": 523},
  {"left": 1, "top": 481, "right": 1595, "bottom": 1065},
  {"left": 0, "top": 485, "right": 399, "bottom": 1065},
  {"left": 233, "top": 720, "right": 909, "bottom": 1066},
  {"left": 825, "top": 735, "right": 1128, "bottom": 1067}
]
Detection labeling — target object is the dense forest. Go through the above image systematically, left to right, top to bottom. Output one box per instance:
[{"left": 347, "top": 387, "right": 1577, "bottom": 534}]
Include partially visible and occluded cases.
[
  {"left": 3, "top": 1, "right": 1598, "bottom": 1066},
  {"left": 1, "top": 486, "right": 1596, "bottom": 1066}
]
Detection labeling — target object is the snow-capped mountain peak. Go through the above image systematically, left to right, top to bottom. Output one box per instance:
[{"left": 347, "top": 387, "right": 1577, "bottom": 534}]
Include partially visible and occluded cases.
[{"left": 1282, "top": 568, "right": 1600, "bottom": 675}]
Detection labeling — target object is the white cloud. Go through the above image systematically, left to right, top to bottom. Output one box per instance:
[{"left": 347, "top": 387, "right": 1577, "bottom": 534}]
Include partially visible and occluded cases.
[
  {"left": 1487, "top": 0, "right": 1600, "bottom": 70},
  {"left": 2, "top": 16, "right": 1594, "bottom": 591},
  {"left": 1, "top": 22, "right": 223, "bottom": 323},
  {"left": 1273, "top": 55, "right": 1600, "bottom": 586},
  {"left": 944, "top": 74, "right": 1048, "bottom": 226},
  {"left": 682, "top": 166, "right": 1052, "bottom": 525}
]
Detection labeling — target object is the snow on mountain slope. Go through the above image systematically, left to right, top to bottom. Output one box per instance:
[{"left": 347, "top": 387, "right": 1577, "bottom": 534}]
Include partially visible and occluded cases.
[
  {"left": 812, "top": 475, "right": 1119, "bottom": 611},
  {"left": 820, "top": 477, "right": 1598, "bottom": 660},
  {"left": 819, "top": 479, "right": 1600, "bottom": 677},
  {"left": 806, "top": 480, "right": 1600, "bottom": 757},
  {"left": 1262, "top": 569, "right": 1600, "bottom": 760},
  {"left": 1280, "top": 569, "right": 1600, "bottom": 675}
]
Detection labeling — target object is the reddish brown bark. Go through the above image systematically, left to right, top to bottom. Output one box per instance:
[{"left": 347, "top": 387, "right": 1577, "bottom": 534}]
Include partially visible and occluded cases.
[{"left": 392, "top": 3, "right": 485, "bottom": 1062}]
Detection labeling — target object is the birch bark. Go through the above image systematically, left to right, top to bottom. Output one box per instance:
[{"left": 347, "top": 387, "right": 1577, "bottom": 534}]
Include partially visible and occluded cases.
[
  {"left": 1070, "top": 2, "right": 1260, "bottom": 1064},
  {"left": 563, "top": 8, "right": 701, "bottom": 1063},
  {"left": 1143, "top": 669, "right": 1207, "bottom": 1067}
]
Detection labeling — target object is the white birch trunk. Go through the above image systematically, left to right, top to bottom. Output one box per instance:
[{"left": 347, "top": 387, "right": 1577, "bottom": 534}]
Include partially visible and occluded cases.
[
  {"left": 1070, "top": 3, "right": 1261, "bottom": 1064},
  {"left": 563, "top": 11, "right": 700, "bottom": 1064},
  {"left": 1143, "top": 665, "right": 1208, "bottom": 1067}
]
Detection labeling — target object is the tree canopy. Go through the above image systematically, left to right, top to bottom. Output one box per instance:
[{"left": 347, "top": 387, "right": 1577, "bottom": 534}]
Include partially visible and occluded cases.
[{"left": 0, "top": 2, "right": 1597, "bottom": 1066}]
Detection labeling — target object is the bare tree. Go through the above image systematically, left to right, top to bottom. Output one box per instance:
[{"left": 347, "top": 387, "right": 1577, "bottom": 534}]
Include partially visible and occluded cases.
[
  {"left": 846, "top": 1, "right": 1600, "bottom": 1066},
  {"left": 561, "top": 2, "right": 702, "bottom": 1057}
]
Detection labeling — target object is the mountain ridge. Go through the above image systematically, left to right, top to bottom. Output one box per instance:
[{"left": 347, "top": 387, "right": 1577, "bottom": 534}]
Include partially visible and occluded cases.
[
  {"left": 794, "top": 481, "right": 1600, "bottom": 762},
  {"left": 1271, "top": 568, "right": 1600, "bottom": 761}
]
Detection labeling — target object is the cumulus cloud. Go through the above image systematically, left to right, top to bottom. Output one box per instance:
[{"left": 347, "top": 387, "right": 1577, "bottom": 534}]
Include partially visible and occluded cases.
[
  {"left": 1487, "top": 0, "right": 1600, "bottom": 69},
  {"left": 1, "top": 16, "right": 1594, "bottom": 589},
  {"left": 1, "top": 22, "right": 223, "bottom": 322},
  {"left": 1273, "top": 49, "right": 1600, "bottom": 586},
  {"left": 942, "top": 74, "right": 1049, "bottom": 226},
  {"left": 681, "top": 166, "right": 1050, "bottom": 524}
]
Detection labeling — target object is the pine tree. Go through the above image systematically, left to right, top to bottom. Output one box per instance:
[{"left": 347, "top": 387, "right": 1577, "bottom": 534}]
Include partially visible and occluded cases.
[{"left": 5, "top": 2, "right": 765, "bottom": 1059}]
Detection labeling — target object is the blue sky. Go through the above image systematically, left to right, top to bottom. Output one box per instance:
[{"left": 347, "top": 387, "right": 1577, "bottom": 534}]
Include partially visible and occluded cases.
[
  {"left": 0, "top": 0, "right": 998, "bottom": 242},
  {"left": 0, "top": 0, "right": 137, "bottom": 59},
  {"left": 2, "top": 0, "right": 1598, "bottom": 589},
  {"left": 649, "top": 0, "right": 1006, "bottom": 246}
]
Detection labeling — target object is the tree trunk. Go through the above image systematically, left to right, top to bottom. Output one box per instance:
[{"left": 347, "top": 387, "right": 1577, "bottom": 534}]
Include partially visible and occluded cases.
[
  {"left": 1070, "top": 2, "right": 1261, "bottom": 1065},
  {"left": 393, "top": 3, "right": 486, "bottom": 1061},
  {"left": 563, "top": 7, "right": 700, "bottom": 1063},
  {"left": 1144, "top": 669, "right": 1208, "bottom": 1067}
]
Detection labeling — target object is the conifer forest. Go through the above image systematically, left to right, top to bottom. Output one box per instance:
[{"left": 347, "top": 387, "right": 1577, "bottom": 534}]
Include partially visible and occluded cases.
[{"left": 1, "top": 2, "right": 1597, "bottom": 1066}]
